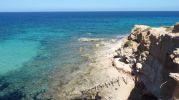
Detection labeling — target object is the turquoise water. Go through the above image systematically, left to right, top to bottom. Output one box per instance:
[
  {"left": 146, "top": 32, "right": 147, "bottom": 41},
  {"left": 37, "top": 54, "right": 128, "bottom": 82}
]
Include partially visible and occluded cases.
[
  {"left": 0, "top": 12, "right": 179, "bottom": 99},
  {"left": 0, "top": 39, "right": 38, "bottom": 75}
]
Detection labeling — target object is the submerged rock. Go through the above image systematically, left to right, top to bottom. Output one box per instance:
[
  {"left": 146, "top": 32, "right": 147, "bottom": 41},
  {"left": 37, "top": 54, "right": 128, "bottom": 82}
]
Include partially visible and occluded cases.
[
  {"left": 0, "top": 82, "right": 9, "bottom": 91},
  {"left": 0, "top": 89, "right": 25, "bottom": 100}
]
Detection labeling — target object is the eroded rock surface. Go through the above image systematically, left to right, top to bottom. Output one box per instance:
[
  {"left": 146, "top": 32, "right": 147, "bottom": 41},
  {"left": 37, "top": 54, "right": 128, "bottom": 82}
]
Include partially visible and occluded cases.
[
  {"left": 173, "top": 22, "right": 179, "bottom": 33},
  {"left": 55, "top": 23, "right": 179, "bottom": 100},
  {"left": 114, "top": 23, "right": 179, "bottom": 100}
]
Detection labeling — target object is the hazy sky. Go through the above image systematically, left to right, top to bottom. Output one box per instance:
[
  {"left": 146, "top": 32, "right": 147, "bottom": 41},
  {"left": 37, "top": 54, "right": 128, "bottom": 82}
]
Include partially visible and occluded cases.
[{"left": 0, "top": 0, "right": 179, "bottom": 12}]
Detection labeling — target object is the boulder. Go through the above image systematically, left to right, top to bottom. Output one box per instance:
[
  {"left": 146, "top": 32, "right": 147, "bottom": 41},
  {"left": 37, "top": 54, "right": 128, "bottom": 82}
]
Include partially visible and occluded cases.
[
  {"left": 172, "top": 22, "right": 179, "bottom": 33},
  {"left": 128, "top": 25, "right": 150, "bottom": 41},
  {"left": 170, "top": 48, "right": 179, "bottom": 65},
  {"left": 173, "top": 57, "right": 179, "bottom": 65},
  {"left": 113, "top": 58, "right": 132, "bottom": 73},
  {"left": 136, "top": 63, "right": 142, "bottom": 70},
  {"left": 136, "top": 63, "right": 143, "bottom": 73},
  {"left": 169, "top": 73, "right": 179, "bottom": 82}
]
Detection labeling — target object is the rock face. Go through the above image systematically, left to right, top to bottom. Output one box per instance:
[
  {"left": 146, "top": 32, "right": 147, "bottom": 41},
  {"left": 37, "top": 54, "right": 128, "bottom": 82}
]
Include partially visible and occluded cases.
[
  {"left": 173, "top": 22, "right": 179, "bottom": 33},
  {"left": 56, "top": 23, "right": 179, "bottom": 100},
  {"left": 114, "top": 23, "right": 179, "bottom": 100}
]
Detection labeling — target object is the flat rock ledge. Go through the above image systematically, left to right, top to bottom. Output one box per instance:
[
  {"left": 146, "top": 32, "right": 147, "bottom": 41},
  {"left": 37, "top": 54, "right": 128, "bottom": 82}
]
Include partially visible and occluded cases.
[{"left": 55, "top": 22, "right": 179, "bottom": 100}]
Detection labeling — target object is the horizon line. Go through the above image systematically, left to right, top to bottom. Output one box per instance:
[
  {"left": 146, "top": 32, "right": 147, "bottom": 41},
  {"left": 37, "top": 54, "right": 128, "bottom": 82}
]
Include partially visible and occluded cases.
[{"left": 0, "top": 10, "right": 179, "bottom": 13}]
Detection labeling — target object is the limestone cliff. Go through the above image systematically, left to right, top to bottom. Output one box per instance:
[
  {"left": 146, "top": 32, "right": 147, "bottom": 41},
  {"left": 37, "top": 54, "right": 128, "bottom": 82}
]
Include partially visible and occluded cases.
[
  {"left": 55, "top": 23, "right": 179, "bottom": 100},
  {"left": 114, "top": 23, "right": 179, "bottom": 100}
]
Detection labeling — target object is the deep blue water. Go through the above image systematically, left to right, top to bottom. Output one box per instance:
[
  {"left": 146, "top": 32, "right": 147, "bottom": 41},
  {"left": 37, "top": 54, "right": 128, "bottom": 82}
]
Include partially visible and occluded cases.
[{"left": 0, "top": 11, "right": 179, "bottom": 99}]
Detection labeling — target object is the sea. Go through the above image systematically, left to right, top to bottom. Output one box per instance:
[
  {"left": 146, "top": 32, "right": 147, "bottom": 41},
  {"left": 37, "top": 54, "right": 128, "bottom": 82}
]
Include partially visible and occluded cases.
[{"left": 0, "top": 11, "right": 179, "bottom": 100}]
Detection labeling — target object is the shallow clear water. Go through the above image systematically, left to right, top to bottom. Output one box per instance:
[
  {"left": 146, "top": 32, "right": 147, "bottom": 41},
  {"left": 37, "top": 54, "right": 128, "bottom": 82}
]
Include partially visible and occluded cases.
[
  {"left": 0, "top": 12, "right": 179, "bottom": 99},
  {"left": 0, "top": 39, "right": 38, "bottom": 75}
]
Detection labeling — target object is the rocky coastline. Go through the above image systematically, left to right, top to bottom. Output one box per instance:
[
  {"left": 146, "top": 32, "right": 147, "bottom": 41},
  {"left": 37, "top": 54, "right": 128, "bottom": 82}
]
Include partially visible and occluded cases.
[{"left": 56, "top": 23, "right": 179, "bottom": 100}]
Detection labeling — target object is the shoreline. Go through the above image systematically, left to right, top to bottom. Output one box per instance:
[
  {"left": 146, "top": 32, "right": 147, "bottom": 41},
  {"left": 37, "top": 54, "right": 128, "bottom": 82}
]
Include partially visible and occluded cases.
[
  {"left": 54, "top": 22, "right": 179, "bottom": 100},
  {"left": 53, "top": 37, "right": 136, "bottom": 100}
]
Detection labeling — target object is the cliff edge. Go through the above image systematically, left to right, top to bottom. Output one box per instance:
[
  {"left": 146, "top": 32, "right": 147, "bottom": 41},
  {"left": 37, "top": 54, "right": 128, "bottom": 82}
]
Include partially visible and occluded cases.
[
  {"left": 114, "top": 22, "right": 179, "bottom": 100},
  {"left": 55, "top": 23, "right": 179, "bottom": 100}
]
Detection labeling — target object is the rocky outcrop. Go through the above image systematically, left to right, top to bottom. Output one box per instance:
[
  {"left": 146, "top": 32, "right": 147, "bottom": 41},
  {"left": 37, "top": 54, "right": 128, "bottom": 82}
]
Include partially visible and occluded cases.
[
  {"left": 114, "top": 22, "right": 179, "bottom": 100},
  {"left": 173, "top": 22, "right": 179, "bottom": 33},
  {"left": 56, "top": 23, "right": 179, "bottom": 100},
  {"left": 54, "top": 38, "right": 136, "bottom": 100},
  {"left": 170, "top": 73, "right": 179, "bottom": 82}
]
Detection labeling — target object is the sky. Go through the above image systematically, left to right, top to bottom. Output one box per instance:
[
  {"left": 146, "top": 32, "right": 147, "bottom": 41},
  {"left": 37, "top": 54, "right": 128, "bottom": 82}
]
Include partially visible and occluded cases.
[{"left": 0, "top": 0, "right": 179, "bottom": 12}]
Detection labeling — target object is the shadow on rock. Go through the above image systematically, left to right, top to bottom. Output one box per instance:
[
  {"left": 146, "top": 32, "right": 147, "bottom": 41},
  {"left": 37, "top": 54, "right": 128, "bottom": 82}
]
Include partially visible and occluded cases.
[{"left": 128, "top": 81, "right": 158, "bottom": 100}]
